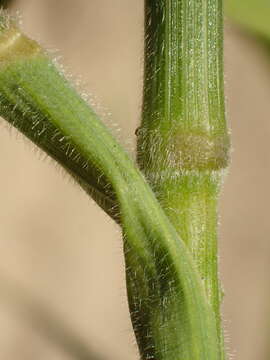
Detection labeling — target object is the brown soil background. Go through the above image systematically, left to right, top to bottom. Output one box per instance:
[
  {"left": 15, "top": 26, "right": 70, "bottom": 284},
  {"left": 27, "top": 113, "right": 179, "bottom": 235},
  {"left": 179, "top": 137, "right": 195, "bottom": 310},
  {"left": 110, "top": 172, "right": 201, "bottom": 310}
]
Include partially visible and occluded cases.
[{"left": 0, "top": 1, "right": 269, "bottom": 359}]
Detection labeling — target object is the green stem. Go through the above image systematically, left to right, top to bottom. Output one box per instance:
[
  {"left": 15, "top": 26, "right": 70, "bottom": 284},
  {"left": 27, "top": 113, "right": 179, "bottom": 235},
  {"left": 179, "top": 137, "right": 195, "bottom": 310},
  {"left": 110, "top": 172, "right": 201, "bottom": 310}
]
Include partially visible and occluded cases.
[
  {"left": 138, "top": 0, "right": 230, "bottom": 358},
  {"left": 0, "top": 16, "right": 220, "bottom": 359}
]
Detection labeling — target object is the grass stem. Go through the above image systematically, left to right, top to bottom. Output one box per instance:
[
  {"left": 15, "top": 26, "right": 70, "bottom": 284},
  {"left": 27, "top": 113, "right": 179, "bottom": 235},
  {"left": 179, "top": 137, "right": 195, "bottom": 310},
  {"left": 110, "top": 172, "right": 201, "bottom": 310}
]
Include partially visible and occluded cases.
[{"left": 137, "top": 1, "right": 230, "bottom": 358}]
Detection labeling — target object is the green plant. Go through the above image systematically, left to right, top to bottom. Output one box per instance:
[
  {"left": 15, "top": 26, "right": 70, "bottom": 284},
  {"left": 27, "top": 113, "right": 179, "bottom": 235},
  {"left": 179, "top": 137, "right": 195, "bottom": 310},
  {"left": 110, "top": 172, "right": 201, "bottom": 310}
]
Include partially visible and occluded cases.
[
  {"left": 0, "top": 1, "right": 229, "bottom": 359},
  {"left": 138, "top": 2, "right": 229, "bottom": 358}
]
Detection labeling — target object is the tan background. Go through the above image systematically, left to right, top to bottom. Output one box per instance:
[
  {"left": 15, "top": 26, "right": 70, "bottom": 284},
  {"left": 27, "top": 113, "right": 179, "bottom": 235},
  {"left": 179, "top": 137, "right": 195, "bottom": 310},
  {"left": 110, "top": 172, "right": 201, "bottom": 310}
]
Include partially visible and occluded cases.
[{"left": 0, "top": 1, "right": 269, "bottom": 359}]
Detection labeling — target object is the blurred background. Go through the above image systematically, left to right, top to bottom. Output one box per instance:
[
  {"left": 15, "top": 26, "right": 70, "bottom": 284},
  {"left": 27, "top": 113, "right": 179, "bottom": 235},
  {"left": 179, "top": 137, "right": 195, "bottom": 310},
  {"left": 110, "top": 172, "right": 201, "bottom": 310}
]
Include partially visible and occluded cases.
[{"left": 0, "top": 0, "right": 269, "bottom": 359}]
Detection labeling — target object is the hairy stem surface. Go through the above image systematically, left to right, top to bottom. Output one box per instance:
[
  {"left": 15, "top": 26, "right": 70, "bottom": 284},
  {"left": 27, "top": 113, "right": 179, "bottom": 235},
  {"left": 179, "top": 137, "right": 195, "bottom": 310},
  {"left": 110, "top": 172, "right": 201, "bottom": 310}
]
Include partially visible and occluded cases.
[{"left": 137, "top": 0, "right": 230, "bottom": 358}]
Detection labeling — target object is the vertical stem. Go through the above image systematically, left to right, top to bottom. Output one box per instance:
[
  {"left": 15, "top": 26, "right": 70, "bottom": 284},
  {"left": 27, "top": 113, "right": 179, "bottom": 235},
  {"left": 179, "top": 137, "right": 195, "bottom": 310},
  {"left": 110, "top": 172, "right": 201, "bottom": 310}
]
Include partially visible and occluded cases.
[{"left": 138, "top": 0, "right": 230, "bottom": 358}]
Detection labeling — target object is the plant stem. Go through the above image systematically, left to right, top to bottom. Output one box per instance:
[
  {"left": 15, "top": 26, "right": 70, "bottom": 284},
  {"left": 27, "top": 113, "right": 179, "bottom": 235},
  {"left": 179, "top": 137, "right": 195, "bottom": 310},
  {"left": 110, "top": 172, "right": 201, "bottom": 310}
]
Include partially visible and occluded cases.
[
  {"left": 138, "top": 0, "right": 230, "bottom": 358},
  {"left": 0, "top": 15, "right": 220, "bottom": 359}
]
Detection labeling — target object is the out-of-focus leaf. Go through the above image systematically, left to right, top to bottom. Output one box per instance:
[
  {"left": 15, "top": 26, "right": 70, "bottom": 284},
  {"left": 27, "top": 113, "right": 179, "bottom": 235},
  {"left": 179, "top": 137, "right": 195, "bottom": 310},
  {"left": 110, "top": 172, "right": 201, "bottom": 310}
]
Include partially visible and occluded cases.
[
  {"left": 0, "top": 0, "right": 13, "bottom": 9},
  {"left": 226, "top": 0, "right": 270, "bottom": 40}
]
